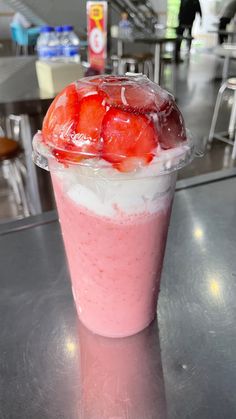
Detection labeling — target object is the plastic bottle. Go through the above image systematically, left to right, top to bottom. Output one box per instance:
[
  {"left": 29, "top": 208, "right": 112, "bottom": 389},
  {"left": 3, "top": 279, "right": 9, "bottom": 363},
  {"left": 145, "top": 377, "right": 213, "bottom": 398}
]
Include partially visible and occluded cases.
[
  {"left": 118, "top": 13, "right": 133, "bottom": 38},
  {"left": 61, "top": 25, "right": 80, "bottom": 62},
  {"left": 37, "top": 26, "right": 59, "bottom": 61},
  {"left": 55, "top": 26, "right": 64, "bottom": 58}
]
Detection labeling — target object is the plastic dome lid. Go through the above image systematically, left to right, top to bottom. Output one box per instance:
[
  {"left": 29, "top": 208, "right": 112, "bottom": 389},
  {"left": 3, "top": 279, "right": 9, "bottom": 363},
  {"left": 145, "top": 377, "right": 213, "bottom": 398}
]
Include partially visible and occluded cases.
[{"left": 33, "top": 74, "right": 195, "bottom": 175}]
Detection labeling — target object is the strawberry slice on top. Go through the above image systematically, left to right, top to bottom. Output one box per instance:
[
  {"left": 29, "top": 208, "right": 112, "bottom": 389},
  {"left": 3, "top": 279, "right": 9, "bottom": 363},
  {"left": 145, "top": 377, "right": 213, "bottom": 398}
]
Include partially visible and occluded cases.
[
  {"left": 99, "top": 77, "right": 169, "bottom": 114},
  {"left": 42, "top": 82, "right": 106, "bottom": 162},
  {"left": 42, "top": 83, "right": 79, "bottom": 146},
  {"left": 158, "top": 102, "right": 187, "bottom": 150},
  {"left": 101, "top": 108, "right": 158, "bottom": 172}
]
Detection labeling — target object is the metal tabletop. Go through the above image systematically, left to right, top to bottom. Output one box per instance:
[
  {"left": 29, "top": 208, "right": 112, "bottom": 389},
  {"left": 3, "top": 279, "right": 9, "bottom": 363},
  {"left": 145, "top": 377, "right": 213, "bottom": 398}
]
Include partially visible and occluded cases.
[
  {"left": 0, "top": 57, "right": 53, "bottom": 115},
  {"left": 1, "top": 175, "right": 236, "bottom": 418}
]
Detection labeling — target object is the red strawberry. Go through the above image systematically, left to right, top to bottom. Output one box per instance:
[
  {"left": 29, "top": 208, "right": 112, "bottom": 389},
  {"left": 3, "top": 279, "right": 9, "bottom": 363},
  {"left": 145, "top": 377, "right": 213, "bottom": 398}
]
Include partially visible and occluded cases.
[
  {"left": 100, "top": 79, "right": 169, "bottom": 114},
  {"left": 42, "top": 82, "right": 99, "bottom": 147},
  {"left": 42, "top": 83, "right": 79, "bottom": 146},
  {"left": 51, "top": 93, "right": 106, "bottom": 163},
  {"left": 76, "top": 93, "right": 106, "bottom": 143},
  {"left": 158, "top": 102, "right": 187, "bottom": 150},
  {"left": 101, "top": 108, "right": 158, "bottom": 172}
]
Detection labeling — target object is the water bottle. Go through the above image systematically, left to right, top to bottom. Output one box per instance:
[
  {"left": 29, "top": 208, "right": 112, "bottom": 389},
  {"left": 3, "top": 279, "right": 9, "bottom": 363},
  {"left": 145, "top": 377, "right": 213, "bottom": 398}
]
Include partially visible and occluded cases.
[
  {"left": 118, "top": 16, "right": 133, "bottom": 39},
  {"left": 61, "top": 25, "right": 80, "bottom": 62},
  {"left": 37, "top": 26, "right": 59, "bottom": 61},
  {"left": 55, "top": 26, "right": 64, "bottom": 58}
]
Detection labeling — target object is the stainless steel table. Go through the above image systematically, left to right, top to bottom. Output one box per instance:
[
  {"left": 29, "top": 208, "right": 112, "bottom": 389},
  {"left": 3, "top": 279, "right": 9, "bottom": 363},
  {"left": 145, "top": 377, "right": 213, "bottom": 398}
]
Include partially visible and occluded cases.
[{"left": 1, "top": 174, "right": 236, "bottom": 418}]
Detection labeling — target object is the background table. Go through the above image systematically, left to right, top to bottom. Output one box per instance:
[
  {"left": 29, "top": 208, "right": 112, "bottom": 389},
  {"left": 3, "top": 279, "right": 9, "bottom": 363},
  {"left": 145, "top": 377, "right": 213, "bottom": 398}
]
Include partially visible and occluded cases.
[
  {"left": 209, "top": 29, "right": 236, "bottom": 44},
  {"left": 116, "top": 32, "right": 193, "bottom": 84},
  {"left": 117, "top": 35, "right": 178, "bottom": 84},
  {"left": 1, "top": 171, "right": 236, "bottom": 418}
]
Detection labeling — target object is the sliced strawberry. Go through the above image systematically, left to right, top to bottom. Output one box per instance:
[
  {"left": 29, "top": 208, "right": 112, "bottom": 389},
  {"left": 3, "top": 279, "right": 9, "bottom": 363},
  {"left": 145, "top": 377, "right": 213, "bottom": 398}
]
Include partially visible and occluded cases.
[
  {"left": 100, "top": 80, "right": 169, "bottom": 114},
  {"left": 42, "top": 82, "right": 99, "bottom": 147},
  {"left": 42, "top": 83, "right": 79, "bottom": 145},
  {"left": 51, "top": 93, "right": 107, "bottom": 162},
  {"left": 76, "top": 93, "right": 106, "bottom": 143},
  {"left": 158, "top": 102, "right": 187, "bottom": 150},
  {"left": 101, "top": 108, "right": 158, "bottom": 171}
]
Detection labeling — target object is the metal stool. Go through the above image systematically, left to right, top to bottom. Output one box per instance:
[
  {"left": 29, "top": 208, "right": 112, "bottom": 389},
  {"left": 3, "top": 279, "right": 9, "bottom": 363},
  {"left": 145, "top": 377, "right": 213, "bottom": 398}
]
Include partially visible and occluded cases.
[
  {"left": 215, "top": 44, "right": 236, "bottom": 81},
  {"left": 111, "top": 54, "right": 154, "bottom": 80},
  {"left": 208, "top": 78, "right": 236, "bottom": 159},
  {"left": 0, "top": 114, "right": 42, "bottom": 215},
  {"left": 0, "top": 136, "right": 30, "bottom": 217}
]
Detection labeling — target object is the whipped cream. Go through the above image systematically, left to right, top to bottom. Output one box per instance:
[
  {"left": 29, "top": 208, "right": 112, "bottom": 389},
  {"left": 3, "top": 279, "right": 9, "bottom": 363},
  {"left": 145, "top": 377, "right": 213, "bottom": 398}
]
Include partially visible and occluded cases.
[
  {"left": 33, "top": 132, "right": 193, "bottom": 218},
  {"left": 52, "top": 161, "right": 176, "bottom": 218}
]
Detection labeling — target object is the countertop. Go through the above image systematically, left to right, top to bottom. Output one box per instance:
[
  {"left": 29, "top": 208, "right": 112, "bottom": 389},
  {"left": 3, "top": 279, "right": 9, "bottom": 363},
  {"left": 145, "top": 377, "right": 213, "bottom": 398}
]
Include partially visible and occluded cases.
[{"left": 1, "top": 174, "right": 236, "bottom": 418}]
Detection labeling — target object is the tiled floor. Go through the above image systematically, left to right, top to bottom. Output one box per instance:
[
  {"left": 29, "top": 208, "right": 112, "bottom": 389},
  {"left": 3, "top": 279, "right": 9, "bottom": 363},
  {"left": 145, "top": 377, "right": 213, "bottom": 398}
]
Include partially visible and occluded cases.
[{"left": 0, "top": 48, "right": 236, "bottom": 222}]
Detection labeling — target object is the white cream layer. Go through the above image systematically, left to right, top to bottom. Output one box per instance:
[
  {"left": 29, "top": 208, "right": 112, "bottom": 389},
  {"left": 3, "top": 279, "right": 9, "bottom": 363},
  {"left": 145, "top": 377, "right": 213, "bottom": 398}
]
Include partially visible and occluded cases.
[
  {"left": 33, "top": 132, "right": 192, "bottom": 218},
  {"left": 54, "top": 162, "right": 176, "bottom": 218}
]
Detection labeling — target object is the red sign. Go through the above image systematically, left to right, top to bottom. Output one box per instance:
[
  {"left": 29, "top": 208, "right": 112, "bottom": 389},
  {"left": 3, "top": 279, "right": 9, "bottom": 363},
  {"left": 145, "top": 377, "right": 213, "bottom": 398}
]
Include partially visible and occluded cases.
[{"left": 87, "top": 1, "right": 107, "bottom": 72}]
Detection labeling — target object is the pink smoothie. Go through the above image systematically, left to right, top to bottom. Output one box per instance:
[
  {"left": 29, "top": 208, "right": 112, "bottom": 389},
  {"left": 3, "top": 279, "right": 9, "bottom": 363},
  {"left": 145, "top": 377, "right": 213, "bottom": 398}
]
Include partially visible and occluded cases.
[{"left": 52, "top": 174, "right": 172, "bottom": 337}]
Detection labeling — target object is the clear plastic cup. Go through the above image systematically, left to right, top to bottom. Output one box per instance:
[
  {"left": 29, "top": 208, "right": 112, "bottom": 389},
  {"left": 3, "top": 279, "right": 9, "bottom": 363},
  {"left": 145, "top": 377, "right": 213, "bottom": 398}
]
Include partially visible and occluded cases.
[{"left": 33, "top": 74, "right": 195, "bottom": 337}]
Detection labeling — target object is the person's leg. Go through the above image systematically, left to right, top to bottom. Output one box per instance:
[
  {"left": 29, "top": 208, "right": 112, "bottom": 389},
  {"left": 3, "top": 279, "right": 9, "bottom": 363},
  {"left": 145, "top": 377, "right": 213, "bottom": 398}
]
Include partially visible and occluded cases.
[
  {"left": 219, "top": 17, "right": 231, "bottom": 44},
  {"left": 176, "top": 25, "right": 184, "bottom": 62},
  {"left": 187, "top": 25, "right": 193, "bottom": 51}
]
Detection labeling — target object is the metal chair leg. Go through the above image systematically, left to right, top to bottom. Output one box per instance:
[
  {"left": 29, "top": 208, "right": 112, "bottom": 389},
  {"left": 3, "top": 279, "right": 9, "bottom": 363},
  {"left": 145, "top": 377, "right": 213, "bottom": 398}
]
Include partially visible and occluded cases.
[
  {"left": 16, "top": 43, "right": 20, "bottom": 56},
  {"left": 23, "top": 45, "right": 28, "bottom": 56},
  {"left": 222, "top": 56, "right": 230, "bottom": 81},
  {"left": 119, "top": 59, "right": 125, "bottom": 75},
  {"left": 147, "top": 60, "right": 154, "bottom": 81},
  {"left": 129, "top": 62, "right": 136, "bottom": 73},
  {"left": 138, "top": 62, "right": 144, "bottom": 74},
  {"left": 171, "top": 62, "right": 177, "bottom": 97},
  {"left": 208, "top": 83, "right": 227, "bottom": 147},
  {"left": 228, "top": 90, "right": 236, "bottom": 139},
  {"left": 232, "top": 132, "right": 236, "bottom": 159},
  {"left": 12, "top": 159, "right": 30, "bottom": 217},
  {"left": 8, "top": 161, "right": 21, "bottom": 205}
]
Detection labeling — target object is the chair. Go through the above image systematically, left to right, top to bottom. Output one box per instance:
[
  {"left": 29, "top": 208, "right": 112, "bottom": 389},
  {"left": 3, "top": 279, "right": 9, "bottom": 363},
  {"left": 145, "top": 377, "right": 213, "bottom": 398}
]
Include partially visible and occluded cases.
[
  {"left": 10, "top": 24, "right": 40, "bottom": 55},
  {"left": 214, "top": 43, "right": 236, "bottom": 80},
  {"left": 207, "top": 78, "right": 236, "bottom": 159},
  {"left": 0, "top": 113, "right": 42, "bottom": 217},
  {"left": 0, "top": 136, "right": 29, "bottom": 216}
]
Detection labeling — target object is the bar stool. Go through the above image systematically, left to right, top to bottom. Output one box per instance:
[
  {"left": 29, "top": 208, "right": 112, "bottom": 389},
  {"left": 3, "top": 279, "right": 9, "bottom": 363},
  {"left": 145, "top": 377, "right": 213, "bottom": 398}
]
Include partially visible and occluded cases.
[
  {"left": 215, "top": 43, "right": 236, "bottom": 81},
  {"left": 111, "top": 53, "right": 154, "bottom": 80},
  {"left": 208, "top": 78, "right": 236, "bottom": 159},
  {"left": 0, "top": 136, "right": 30, "bottom": 217}
]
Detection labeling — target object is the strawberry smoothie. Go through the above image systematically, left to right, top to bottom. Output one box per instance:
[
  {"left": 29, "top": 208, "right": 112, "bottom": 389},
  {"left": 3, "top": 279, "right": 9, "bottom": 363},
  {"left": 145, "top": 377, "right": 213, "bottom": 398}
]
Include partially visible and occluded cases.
[
  {"left": 33, "top": 74, "right": 194, "bottom": 337},
  {"left": 51, "top": 172, "right": 173, "bottom": 337}
]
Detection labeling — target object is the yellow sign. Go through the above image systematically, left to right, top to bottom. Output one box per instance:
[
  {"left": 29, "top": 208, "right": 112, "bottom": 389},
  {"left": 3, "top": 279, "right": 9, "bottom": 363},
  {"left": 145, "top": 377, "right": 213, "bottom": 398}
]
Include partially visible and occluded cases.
[{"left": 89, "top": 4, "right": 103, "bottom": 30}]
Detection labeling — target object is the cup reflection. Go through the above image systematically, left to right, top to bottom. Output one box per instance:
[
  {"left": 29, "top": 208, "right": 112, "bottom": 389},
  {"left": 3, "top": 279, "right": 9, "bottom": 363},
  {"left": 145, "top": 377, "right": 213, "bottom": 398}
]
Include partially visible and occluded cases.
[{"left": 78, "top": 318, "right": 167, "bottom": 419}]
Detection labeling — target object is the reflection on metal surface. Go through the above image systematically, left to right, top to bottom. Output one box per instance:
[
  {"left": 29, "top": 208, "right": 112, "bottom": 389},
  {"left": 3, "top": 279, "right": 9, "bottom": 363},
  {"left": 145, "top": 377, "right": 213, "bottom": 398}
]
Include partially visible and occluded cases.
[
  {"left": 193, "top": 226, "right": 204, "bottom": 240},
  {"left": 209, "top": 278, "right": 222, "bottom": 300},
  {"left": 78, "top": 319, "right": 167, "bottom": 419},
  {"left": 65, "top": 338, "right": 77, "bottom": 356}
]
